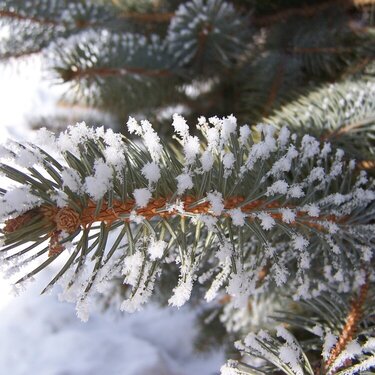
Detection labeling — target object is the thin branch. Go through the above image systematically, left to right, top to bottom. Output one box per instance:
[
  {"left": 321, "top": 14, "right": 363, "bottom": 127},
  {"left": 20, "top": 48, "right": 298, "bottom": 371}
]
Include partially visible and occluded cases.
[
  {"left": 252, "top": 0, "right": 353, "bottom": 26},
  {"left": 0, "top": 9, "right": 57, "bottom": 26},
  {"left": 119, "top": 11, "right": 174, "bottom": 23},
  {"left": 289, "top": 47, "right": 353, "bottom": 54},
  {"left": 0, "top": 48, "right": 45, "bottom": 60},
  {"left": 262, "top": 55, "right": 286, "bottom": 117},
  {"left": 64, "top": 66, "right": 172, "bottom": 81},
  {"left": 321, "top": 116, "right": 375, "bottom": 141},
  {"left": 4, "top": 197, "right": 347, "bottom": 252},
  {"left": 324, "top": 276, "right": 369, "bottom": 372}
]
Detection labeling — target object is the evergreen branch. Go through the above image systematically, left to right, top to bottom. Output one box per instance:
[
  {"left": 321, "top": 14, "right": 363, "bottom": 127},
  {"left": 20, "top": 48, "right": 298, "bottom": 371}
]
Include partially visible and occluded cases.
[
  {"left": 166, "top": 0, "right": 251, "bottom": 70},
  {"left": 266, "top": 79, "right": 375, "bottom": 162},
  {"left": 0, "top": 116, "right": 374, "bottom": 319},
  {"left": 325, "top": 276, "right": 369, "bottom": 372},
  {"left": 222, "top": 287, "right": 375, "bottom": 375}
]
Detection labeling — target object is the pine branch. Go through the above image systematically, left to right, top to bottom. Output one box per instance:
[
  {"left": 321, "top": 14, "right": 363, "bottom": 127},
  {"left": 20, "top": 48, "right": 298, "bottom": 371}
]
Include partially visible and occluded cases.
[
  {"left": 266, "top": 79, "right": 375, "bottom": 162},
  {"left": 0, "top": 116, "right": 374, "bottom": 319},
  {"left": 325, "top": 276, "right": 369, "bottom": 373},
  {"left": 222, "top": 287, "right": 375, "bottom": 375}
]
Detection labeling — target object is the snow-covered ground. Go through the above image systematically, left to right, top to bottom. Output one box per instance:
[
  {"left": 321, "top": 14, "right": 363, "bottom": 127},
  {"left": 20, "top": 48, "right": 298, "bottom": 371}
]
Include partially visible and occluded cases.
[{"left": 0, "top": 61, "right": 224, "bottom": 375}]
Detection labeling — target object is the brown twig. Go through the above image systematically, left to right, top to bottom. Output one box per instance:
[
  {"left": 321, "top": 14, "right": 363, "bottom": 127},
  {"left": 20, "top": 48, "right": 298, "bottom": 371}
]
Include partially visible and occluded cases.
[
  {"left": 252, "top": 0, "right": 353, "bottom": 26},
  {"left": 0, "top": 9, "right": 57, "bottom": 26},
  {"left": 119, "top": 11, "right": 174, "bottom": 23},
  {"left": 289, "top": 47, "right": 353, "bottom": 54},
  {"left": 262, "top": 55, "right": 286, "bottom": 118},
  {"left": 64, "top": 66, "right": 171, "bottom": 81},
  {"left": 321, "top": 116, "right": 375, "bottom": 141},
  {"left": 33, "top": 196, "right": 345, "bottom": 234},
  {"left": 324, "top": 277, "right": 369, "bottom": 372}
]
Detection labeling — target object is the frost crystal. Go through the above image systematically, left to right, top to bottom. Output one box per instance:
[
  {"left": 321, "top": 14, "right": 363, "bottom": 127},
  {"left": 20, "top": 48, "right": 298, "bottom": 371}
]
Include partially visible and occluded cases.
[
  {"left": 172, "top": 113, "right": 189, "bottom": 138},
  {"left": 221, "top": 115, "right": 237, "bottom": 142},
  {"left": 126, "top": 116, "right": 142, "bottom": 135},
  {"left": 239, "top": 125, "right": 251, "bottom": 146},
  {"left": 278, "top": 126, "right": 290, "bottom": 147},
  {"left": 184, "top": 136, "right": 200, "bottom": 164},
  {"left": 201, "top": 150, "right": 214, "bottom": 172},
  {"left": 85, "top": 160, "right": 113, "bottom": 200},
  {"left": 141, "top": 162, "right": 161, "bottom": 184},
  {"left": 62, "top": 168, "right": 82, "bottom": 193},
  {"left": 176, "top": 173, "right": 193, "bottom": 195},
  {"left": 266, "top": 180, "right": 288, "bottom": 196},
  {"left": 133, "top": 188, "right": 152, "bottom": 208},
  {"left": 207, "top": 191, "right": 224, "bottom": 216},
  {"left": 228, "top": 208, "right": 246, "bottom": 227},
  {"left": 281, "top": 208, "right": 296, "bottom": 223},
  {"left": 257, "top": 212, "right": 276, "bottom": 230},
  {"left": 199, "top": 214, "right": 218, "bottom": 231},
  {"left": 292, "top": 235, "right": 309, "bottom": 251},
  {"left": 148, "top": 239, "right": 167, "bottom": 260},
  {"left": 169, "top": 274, "right": 193, "bottom": 307},
  {"left": 322, "top": 332, "right": 337, "bottom": 359}
]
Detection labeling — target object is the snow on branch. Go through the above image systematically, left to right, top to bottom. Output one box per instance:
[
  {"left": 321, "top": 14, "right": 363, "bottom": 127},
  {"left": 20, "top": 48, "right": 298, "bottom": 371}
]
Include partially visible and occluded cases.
[{"left": 0, "top": 116, "right": 374, "bottom": 320}]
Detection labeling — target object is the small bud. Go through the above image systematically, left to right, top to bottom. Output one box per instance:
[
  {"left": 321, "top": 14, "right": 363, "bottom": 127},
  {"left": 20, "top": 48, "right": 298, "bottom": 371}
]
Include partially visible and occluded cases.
[{"left": 55, "top": 207, "right": 81, "bottom": 234}]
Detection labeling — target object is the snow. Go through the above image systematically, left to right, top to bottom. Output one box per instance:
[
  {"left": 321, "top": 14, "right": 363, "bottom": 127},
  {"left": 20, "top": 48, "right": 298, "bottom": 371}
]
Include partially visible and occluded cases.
[
  {"left": 172, "top": 113, "right": 189, "bottom": 138},
  {"left": 221, "top": 115, "right": 237, "bottom": 142},
  {"left": 127, "top": 117, "right": 142, "bottom": 135},
  {"left": 140, "top": 120, "right": 163, "bottom": 162},
  {"left": 239, "top": 125, "right": 251, "bottom": 146},
  {"left": 278, "top": 126, "right": 290, "bottom": 147},
  {"left": 206, "top": 127, "right": 220, "bottom": 150},
  {"left": 183, "top": 135, "right": 200, "bottom": 164},
  {"left": 300, "top": 135, "right": 320, "bottom": 161},
  {"left": 200, "top": 150, "right": 214, "bottom": 172},
  {"left": 223, "top": 152, "right": 235, "bottom": 172},
  {"left": 84, "top": 159, "right": 113, "bottom": 200},
  {"left": 141, "top": 162, "right": 161, "bottom": 184},
  {"left": 62, "top": 168, "right": 82, "bottom": 193},
  {"left": 176, "top": 173, "right": 193, "bottom": 195},
  {"left": 266, "top": 180, "right": 288, "bottom": 196},
  {"left": 288, "top": 184, "right": 305, "bottom": 198},
  {"left": 2, "top": 185, "right": 41, "bottom": 217},
  {"left": 133, "top": 188, "right": 152, "bottom": 207},
  {"left": 207, "top": 191, "right": 224, "bottom": 216},
  {"left": 228, "top": 208, "right": 246, "bottom": 227},
  {"left": 281, "top": 208, "right": 296, "bottom": 223},
  {"left": 257, "top": 212, "right": 276, "bottom": 231},
  {"left": 199, "top": 214, "right": 218, "bottom": 231},
  {"left": 292, "top": 235, "right": 309, "bottom": 251},
  {"left": 148, "top": 238, "right": 167, "bottom": 260},
  {"left": 0, "top": 271, "right": 224, "bottom": 375},
  {"left": 168, "top": 274, "right": 194, "bottom": 307},
  {"left": 322, "top": 332, "right": 337, "bottom": 359},
  {"left": 279, "top": 345, "right": 303, "bottom": 375}
]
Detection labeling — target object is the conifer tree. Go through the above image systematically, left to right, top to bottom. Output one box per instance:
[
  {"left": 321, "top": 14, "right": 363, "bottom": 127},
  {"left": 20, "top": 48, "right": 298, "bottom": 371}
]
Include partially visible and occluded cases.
[{"left": 0, "top": 0, "right": 374, "bottom": 373}]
